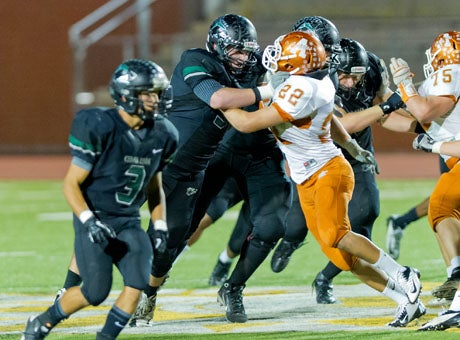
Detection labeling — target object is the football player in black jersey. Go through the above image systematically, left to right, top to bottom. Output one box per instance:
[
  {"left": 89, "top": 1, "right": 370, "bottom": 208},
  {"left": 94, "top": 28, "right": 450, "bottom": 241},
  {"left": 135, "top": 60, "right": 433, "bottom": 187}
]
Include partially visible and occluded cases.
[
  {"left": 129, "top": 14, "right": 278, "bottom": 326},
  {"left": 21, "top": 59, "right": 179, "bottom": 340}
]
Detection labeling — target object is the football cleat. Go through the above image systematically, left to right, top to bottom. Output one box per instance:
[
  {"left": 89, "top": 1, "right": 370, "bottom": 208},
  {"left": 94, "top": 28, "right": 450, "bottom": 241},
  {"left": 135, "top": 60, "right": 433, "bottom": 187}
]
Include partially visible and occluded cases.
[
  {"left": 386, "top": 215, "right": 404, "bottom": 260},
  {"left": 270, "top": 239, "right": 303, "bottom": 273},
  {"left": 208, "top": 259, "right": 232, "bottom": 286},
  {"left": 396, "top": 266, "right": 422, "bottom": 303},
  {"left": 312, "top": 272, "right": 336, "bottom": 304},
  {"left": 432, "top": 277, "right": 460, "bottom": 301},
  {"left": 217, "top": 282, "right": 247, "bottom": 323},
  {"left": 129, "top": 293, "right": 156, "bottom": 327},
  {"left": 387, "top": 299, "right": 426, "bottom": 327},
  {"left": 418, "top": 309, "right": 460, "bottom": 331},
  {"left": 21, "top": 316, "right": 51, "bottom": 340}
]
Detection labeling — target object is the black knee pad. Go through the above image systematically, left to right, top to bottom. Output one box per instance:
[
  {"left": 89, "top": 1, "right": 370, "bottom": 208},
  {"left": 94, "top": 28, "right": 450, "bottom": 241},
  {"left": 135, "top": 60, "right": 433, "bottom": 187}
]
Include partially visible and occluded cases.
[
  {"left": 151, "top": 247, "right": 178, "bottom": 277},
  {"left": 81, "top": 283, "right": 111, "bottom": 306}
]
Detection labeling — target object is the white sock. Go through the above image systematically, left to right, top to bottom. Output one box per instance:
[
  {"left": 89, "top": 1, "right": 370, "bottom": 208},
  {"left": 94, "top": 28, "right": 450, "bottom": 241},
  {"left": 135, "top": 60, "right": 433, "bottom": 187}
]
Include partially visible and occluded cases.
[
  {"left": 218, "top": 249, "right": 233, "bottom": 264},
  {"left": 373, "top": 249, "right": 403, "bottom": 280},
  {"left": 450, "top": 256, "right": 460, "bottom": 270},
  {"left": 447, "top": 265, "right": 453, "bottom": 278},
  {"left": 382, "top": 278, "right": 408, "bottom": 305},
  {"left": 450, "top": 290, "right": 460, "bottom": 311}
]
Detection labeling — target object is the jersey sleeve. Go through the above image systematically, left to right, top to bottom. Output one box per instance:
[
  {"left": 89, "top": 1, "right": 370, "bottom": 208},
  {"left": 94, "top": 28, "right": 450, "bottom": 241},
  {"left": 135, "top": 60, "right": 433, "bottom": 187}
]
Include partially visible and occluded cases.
[
  {"left": 180, "top": 49, "right": 228, "bottom": 89},
  {"left": 68, "top": 108, "right": 113, "bottom": 169}
]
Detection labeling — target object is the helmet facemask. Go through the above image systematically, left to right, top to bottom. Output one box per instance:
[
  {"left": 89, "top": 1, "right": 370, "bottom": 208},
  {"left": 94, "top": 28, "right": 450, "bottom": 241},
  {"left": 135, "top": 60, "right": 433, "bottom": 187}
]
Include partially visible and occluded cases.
[{"left": 335, "top": 38, "right": 368, "bottom": 100}]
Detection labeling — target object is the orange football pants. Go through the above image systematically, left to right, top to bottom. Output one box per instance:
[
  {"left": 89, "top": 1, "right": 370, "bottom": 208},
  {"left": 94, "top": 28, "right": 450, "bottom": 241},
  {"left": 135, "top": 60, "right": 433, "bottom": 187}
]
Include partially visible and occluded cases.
[
  {"left": 296, "top": 156, "right": 358, "bottom": 271},
  {"left": 429, "top": 162, "right": 460, "bottom": 231}
]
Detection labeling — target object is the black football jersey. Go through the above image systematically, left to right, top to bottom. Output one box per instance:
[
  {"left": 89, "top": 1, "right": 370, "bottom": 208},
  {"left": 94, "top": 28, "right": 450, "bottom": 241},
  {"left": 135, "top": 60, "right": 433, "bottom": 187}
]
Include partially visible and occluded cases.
[
  {"left": 335, "top": 52, "right": 383, "bottom": 166},
  {"left": 68, "top": 107, "right": 178, "bottom": 223}
]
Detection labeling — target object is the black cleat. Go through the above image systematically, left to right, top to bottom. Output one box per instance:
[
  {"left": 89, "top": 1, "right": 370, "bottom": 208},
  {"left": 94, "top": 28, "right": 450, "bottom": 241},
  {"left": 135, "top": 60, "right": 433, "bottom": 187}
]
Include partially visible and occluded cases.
[
  {"left": 270, "top": 239, "right": 303, "bottom": 273},
  {"left": 209, "top": 259, "right": 231, "bottom": 286},
  {"left": 312, "top": 272, "right": 336, "bottom": 304},
  {"left": 217, "top": 282, "right": 247, "bottom": 323},
  {"left": 21, "top": 316, "right": 51, "bottom": 340}
]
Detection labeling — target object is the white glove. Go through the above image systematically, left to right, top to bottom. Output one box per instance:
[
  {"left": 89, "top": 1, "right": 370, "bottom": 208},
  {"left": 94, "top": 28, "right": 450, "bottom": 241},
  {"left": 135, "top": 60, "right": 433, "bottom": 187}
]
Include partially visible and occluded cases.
[
  {"left": 389, "top": 57, "right": 417, "bottom": 102},
  {"left": 412, "top": 133, "right": 443, "bottom": 154},
  {"left": 344, "top": 139, "right": 380, "bottom": 174}
]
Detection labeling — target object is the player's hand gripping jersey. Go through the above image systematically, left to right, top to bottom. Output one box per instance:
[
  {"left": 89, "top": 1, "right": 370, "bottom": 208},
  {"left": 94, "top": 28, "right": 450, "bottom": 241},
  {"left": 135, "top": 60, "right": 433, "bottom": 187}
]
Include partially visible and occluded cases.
[{"left": 270, "top": 74, "right": 342, "bottom": 184}]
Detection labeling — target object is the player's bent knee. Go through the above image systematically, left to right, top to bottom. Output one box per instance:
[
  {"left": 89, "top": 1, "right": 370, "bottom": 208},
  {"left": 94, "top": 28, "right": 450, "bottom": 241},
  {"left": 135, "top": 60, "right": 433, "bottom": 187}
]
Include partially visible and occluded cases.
[{"left": 81, "top": 286, "right": 111, "bottom": 306}]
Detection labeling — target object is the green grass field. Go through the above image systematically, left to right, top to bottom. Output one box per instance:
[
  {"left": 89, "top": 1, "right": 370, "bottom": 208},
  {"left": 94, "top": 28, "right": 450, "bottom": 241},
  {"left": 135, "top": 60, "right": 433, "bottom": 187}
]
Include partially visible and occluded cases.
[{"left": 1, "top": 178, "right": 456, "bottom": 339}]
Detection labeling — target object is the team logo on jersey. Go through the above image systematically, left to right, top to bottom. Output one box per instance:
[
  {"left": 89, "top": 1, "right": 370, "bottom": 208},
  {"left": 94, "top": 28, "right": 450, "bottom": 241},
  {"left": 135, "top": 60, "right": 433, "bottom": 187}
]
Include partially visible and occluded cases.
[
  {"left": 303, "top": 159, "right": 317, "bottom": 170},
  {"left": 186, "top": 187, "right": 198, "bottom": 196}
]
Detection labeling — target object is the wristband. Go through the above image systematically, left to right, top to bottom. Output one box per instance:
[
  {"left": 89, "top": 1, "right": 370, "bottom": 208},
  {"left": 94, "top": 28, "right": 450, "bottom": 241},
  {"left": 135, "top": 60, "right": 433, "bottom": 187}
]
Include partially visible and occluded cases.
[
  {"left": 256, "top": 85, "right": 273, "bottom": 101},
  {"left": 252, "top": 87, "right": 261, "bottom": 103},
  {"left": 378, "top": 102, "right": 392, "bottom": 116},
  {"left": 432, "top": 142, "right": 443, "bottom": 154},
  {"left": 79, "top": 210, "right": 94, "bottom": 224},
  {"left": 154, "top": 219, "right": 168, "bottom": 231}
]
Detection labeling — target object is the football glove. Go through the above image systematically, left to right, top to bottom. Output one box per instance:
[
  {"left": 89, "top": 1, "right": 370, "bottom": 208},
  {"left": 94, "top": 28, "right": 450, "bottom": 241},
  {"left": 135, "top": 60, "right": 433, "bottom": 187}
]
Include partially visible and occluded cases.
[
  {"left": 389, "top": 57, "right": 417, "bottom": 102},
  {"left": 378, "top": 92, "right": 404, "bottom": 116},
  {"left": 412, "top": 133, "right": 443, "bottom": 154},
  {"left": 344, "top": 139, "right": 380, "bottom": 174},
  {"left": 84, "top": 216, "right": 116, "bottom": 244},
  {"left": 149, "top": 220, "right": 169, "bottom": 254}
]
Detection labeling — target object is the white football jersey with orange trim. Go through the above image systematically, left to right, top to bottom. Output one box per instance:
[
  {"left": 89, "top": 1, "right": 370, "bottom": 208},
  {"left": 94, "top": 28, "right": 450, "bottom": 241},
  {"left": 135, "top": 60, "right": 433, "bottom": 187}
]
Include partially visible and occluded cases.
[
  {"left": 418, "top": 64, "right": 460, "bottom": 163},
  {"left": 270, "top": 74, "right": 342, "bottom": 184}
]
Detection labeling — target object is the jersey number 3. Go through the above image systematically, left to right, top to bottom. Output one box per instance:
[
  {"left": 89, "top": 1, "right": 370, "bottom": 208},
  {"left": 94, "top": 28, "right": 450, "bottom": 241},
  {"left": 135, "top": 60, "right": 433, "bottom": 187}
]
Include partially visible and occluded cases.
[{"left": 116, "top": 165, "right": 146, "bottom": 205}]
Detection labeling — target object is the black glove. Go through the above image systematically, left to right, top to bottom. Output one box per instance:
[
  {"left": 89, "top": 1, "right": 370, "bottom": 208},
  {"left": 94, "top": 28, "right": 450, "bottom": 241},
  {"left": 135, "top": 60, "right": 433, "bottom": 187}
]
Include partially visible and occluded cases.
[
  {"left": 378, "top": 92, "right": 404, "bottom": 116},
  {"left": 84, "top": 216, "right": 116, "bottom": 244},
  {"left": 148, "top": 220, "right": 169, "bottom": 253},
  {"left": 152, "top": 229, "right": 169, "bottom": 253}
]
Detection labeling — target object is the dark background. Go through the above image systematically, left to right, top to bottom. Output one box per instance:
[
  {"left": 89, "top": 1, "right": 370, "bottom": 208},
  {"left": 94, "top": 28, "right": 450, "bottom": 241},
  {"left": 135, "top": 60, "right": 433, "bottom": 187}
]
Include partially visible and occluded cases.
[{"left": 1, "top": 0, "right": 458, "bottom": 154}]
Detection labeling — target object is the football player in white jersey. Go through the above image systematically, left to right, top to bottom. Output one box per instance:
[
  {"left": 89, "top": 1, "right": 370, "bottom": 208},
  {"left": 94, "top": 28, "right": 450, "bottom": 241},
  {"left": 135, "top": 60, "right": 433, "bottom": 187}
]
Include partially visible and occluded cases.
[
  {"left": 222, "top": 30, "right": 425, "bottom": 326},
  {"left": 391, "top": 30, "right": 460, "bottom": 331}
]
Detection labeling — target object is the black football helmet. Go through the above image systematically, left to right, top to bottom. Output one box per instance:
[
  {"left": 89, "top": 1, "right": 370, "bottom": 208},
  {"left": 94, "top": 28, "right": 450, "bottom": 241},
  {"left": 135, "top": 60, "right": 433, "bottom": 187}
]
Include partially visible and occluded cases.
[
  {"left": 206, "top": 14, "right": 259, "bottom": 75},
  {"left": 291, "top": 16, "right": 341, "bottom": 55},
  {"left": 336, "top": 38, "right": 369, "bottom": 100},
  {"left": 110, "top": 59, "right": 170, "bottom": 120}
]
